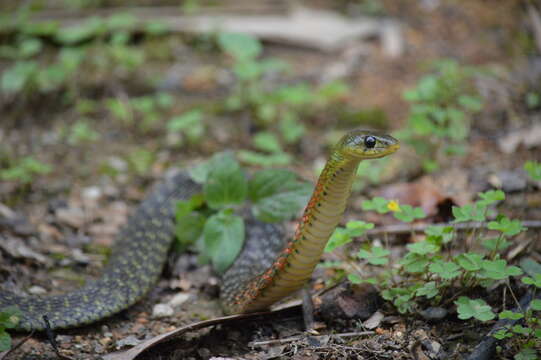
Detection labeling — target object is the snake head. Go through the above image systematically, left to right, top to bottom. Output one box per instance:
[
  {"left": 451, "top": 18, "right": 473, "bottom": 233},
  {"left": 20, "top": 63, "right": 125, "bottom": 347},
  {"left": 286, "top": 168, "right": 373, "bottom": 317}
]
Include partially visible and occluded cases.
[{"left": 337, "top": 129, "right": 400, "bottom": 159}]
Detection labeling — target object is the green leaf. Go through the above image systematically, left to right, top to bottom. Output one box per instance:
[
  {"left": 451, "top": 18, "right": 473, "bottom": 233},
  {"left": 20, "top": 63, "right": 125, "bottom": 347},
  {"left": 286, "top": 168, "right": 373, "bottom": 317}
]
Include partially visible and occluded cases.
[
  {"left": 56, "top": 17, "right": 105, "bottom": 44},
  {"left": 217, "top": 32, "right": 262, "bottom": 61},
  {"left": 1, "top": 60, "right": 38, "bottom": 93},
  {"left": 458, "top": 94, "right": 483, "bottom": 112},
  {"left": 167, "top": 109, "right": 204, "bottom": 143},
  {"left": 279, "top": 112, "right": 305, "bottom": 144},
  {"left": 253, "top": 132, "right": 282, "bottom": 153},
  {"left": 237, "top": 150, "right": 292, "bottom": 167},
  {"left": 203, "top": 154, "right": 247, "bottom": 209},
  {"left": 524, "top": 160, "right": 541, "bottom": 181},
  {"left": 248, "top": 169, "right": 294, "bottom": 201},
  {"left": 251, "top": 180, "right": 311, "bottom": 223},
  {"left": 477, "top": 190, "right": 505, "bottom": 207},
  {"left": 175, "top": 194, "right": 206, "bottom": 249},
  {"left": 361, "top": 197, "right": 390, "bottom": 214},
  {"left": 452, "top": 203, "right": 486, "bottom": 223},
  {"left": 393, "top": 204, "right": 426, "bottom": 223},
  {"left": 203, "top": 210, "right": 244, "bottom": 273},
  {"left": 487, "top": 217, "right": 525, "bottom": 237},
  {"left": 345, "top": 220, "right": 374, "bottom": 237},
  {"left": 425, "top": 225, "right": 454, "bottom": 245},
  {"left": 324, "top": 228, "right": 351, "bottom": 252},
  {"left": 482, "top": 237, "right": 511, "bottom": 252},
  {"left": 407, "top": 241, "right": 439, "bottom": 255},
  {"left": 357, "top": 246, "right": 390, "bottom": 266},
  {"left": 400, "top": 252, "right": 429, "bottom": 273},
  {"left": 457, "top": 253, "right": 484, "bottom": 272},
  {"left": 429, "top": 259, "right": 461, "bottom": 280},
  {"left": 481, "top": 259, "right": 523, "bottom": 280},
  {"left": 347, "top": 273, "right": 363, "bottom": 284},
  {"left": 521, "top": 274, "right": 541, "bottom": 288},
  {"left": 416, "top": 281, "right": 439, "bottom": 299},
  {"left": 455, "top": 296, "right": 496, "bottom": 321},
  {"left": 531, "top": 299, "right": 541, "bottom": 311},
  {"left": 0, "top": 306, "right": 22, "bottom": 329},
  {"left": 498, "top": 310, "right": 524, "bottom": 320},
  {"left": 512, "top": 325, "right": 532, "bottom": 335},
  {"left": 492, "top": 328, "right": 513, "bottom": 340},
  {"left": 0, "top": 329, "right": 11, "bottom": 352},
  {"left": 514, "top": 348, "right": 538, "bottom": 360}
]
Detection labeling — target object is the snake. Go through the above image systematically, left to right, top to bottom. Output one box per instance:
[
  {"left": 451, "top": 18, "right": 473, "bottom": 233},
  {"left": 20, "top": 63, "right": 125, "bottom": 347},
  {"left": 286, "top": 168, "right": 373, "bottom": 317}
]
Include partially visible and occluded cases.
[{"left": 0, "top": 129, "right": 399, "bottom": 331}]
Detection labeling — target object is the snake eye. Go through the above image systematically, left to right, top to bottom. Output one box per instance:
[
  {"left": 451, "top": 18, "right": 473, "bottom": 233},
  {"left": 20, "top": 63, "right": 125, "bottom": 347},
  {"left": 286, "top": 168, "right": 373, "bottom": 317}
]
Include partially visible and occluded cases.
[{"left": 364, "top": 136, "right": 376, "bottom": 149}]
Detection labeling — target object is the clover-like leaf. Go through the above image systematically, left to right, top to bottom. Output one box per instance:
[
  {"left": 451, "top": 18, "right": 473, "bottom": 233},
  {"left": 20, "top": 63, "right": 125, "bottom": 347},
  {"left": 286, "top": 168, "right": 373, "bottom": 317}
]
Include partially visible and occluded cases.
[
  {"left": 361, "top": 197, "right": 390, "bottom": 214},
  {"left": 393, "top": 205, "right": 426, "bottom": 223},
  {"left": 487, "top": 216, "right": 525, "bottom": 237},
  {"left": 407, "top": 241, "right": 439, "bottom": 255},
  {"left": 358, "top": 246, "right": 390, "bottom": 266},
  {"left": 457, "top": 253, "right": 484, "bottom": 272},
  {"left": 481, "top": 259, "right": 523, "bottom": 280},
  {"left": 429, "top": 260, "right": 461, "bottom": 280},
  {"left": 416, "top": 281, "right": 439, "bottom": 299},
  {"left": 455, "top": 296, "right": 496, "bottom": 321},
  {"left": 498, "top": 310, "right": 524, "bottom": 320}
]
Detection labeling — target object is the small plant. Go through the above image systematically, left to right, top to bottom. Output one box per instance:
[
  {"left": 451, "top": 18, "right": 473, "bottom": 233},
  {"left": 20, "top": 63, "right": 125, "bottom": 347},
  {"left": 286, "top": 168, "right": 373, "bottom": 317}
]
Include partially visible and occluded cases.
[
  {"left": 217, "top": 32, "right": 348, "bottom": 153},
  {"left": 400, "top": 59, "right": 484, "bottom": 172},
  {"left": 107, "top": 92, "right": 174, "bottom": 132},
  {"left": 167, "top": 109, "right": 205, "bottom": 145},
  {"left": 66, "top": 120, "right": 100, "bottom": 144},
  {"left": 237, "top": 132, "right": 292, "bottom": 166},
  {"left": 175, "top": 152, "right": 311, "bottom": 272},
  {"left": 0, "top": 156, "right": 52, "bottom": 185},
  {"left": 524, "top": 161, "right": 541, "bottom": 182},
  {"left": 325, "top": 190, "right": 540, "bottom": 357},
  {"left": 0, "top": 306, "right": 22, "bottom": 352}
]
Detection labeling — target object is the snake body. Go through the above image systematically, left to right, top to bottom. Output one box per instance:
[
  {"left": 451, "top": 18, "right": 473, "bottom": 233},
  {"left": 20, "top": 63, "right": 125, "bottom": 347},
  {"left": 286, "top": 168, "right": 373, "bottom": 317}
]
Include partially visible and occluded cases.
[{"left": 0, "top": 130, "right": 398, "bottom": 331}]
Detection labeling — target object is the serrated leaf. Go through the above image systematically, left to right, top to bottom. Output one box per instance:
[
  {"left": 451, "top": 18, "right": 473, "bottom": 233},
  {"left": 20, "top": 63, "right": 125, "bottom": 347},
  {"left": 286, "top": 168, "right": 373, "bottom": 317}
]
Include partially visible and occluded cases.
[
  {"left": 361, "top": 197, "right": 390, "bottom": 214},
  {"left": 203, "top": 211, "right": 244, "bottom": 273},
  {"left": 487, "top": 217, "right": 525, "bottom": 237},
  {"left": 482, "top": 237, "right": 511, "bottom": 252},
  {"left": 407, "top": 241, "right": 439, "bottom": 255},
  {"left": 357, "top": 246, "right": 390, "bottom": 265},
  {"left": 400, "top": 252, "right": 429, "bottom": 273},
  {"left": 457, "top": 253, "right": 484, "bottom": 272},
  {"left": 481, "top": 259, "right": 523, "bottom": 280},
  {"left": 429, "top": 260, "right": 461, "bottom": 280},
  {"left": 416, "top": 281, "right": 439, "bottom": 298},
  {"left": 455, "top": 296, "right": 495, "bottom": 321},
  {"left": 498, "top": 310, "right": 523, "bottom": 320}
]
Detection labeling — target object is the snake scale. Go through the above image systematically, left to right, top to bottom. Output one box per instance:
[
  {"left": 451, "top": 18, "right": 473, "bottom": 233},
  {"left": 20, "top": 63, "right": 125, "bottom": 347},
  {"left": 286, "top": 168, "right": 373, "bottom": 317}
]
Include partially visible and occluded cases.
[{"left": 0, "top": 130, "right": 399, "bottom": 331}]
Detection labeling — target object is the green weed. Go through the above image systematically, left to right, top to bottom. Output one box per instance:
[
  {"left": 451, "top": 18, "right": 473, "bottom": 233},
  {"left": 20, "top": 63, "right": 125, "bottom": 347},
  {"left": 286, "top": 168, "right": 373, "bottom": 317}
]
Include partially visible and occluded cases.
[{"left": 175, "top": 152, "right": 311, "bottom": 272}]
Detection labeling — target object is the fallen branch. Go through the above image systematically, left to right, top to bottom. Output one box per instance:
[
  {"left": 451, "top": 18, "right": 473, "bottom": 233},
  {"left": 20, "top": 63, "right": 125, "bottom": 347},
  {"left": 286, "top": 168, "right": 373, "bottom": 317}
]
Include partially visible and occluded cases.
[
  {"left": 103, "top": 304, "right": 301, "bottom": 360},
  {"left": 248, "top": 330, "right": 375, "bottom": 347},
  {"left": 0, "top": 331, "right": 35, "bottom": 360}
]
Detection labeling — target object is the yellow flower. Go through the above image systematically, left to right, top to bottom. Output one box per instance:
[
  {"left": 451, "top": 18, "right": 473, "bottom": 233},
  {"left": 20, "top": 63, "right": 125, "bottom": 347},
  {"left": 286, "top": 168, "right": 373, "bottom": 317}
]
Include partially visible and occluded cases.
[{"left": 387, "top": 200, "right": 401, "bottom": 212}]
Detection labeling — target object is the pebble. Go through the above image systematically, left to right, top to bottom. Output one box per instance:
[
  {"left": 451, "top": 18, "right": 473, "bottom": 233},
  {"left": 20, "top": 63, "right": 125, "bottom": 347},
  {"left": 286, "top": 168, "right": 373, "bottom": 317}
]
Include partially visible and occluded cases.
[
  {"left": 56, "top": 207, "right": 86, "bottom": 228},
  {"left": 28, "top": 285, "right": 47, "bottom": 295},
  {"left": 168, "top": 292, "right": 190, "bottom": 307},
  {"left": 152, "top": 303, "right": 174, "bottom": 318},
  {"left": 419, "top": 307, "right": 448, "bottom": 321},
  {"left": 115, "top": 335, "right": 141, "bottom": 349}
]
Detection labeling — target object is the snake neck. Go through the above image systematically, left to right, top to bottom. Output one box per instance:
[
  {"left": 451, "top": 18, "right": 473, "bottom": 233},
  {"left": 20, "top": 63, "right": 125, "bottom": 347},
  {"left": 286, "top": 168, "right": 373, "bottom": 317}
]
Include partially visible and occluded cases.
[{"left": 225, "top": 151, "right": 360, "bottom": 313}]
